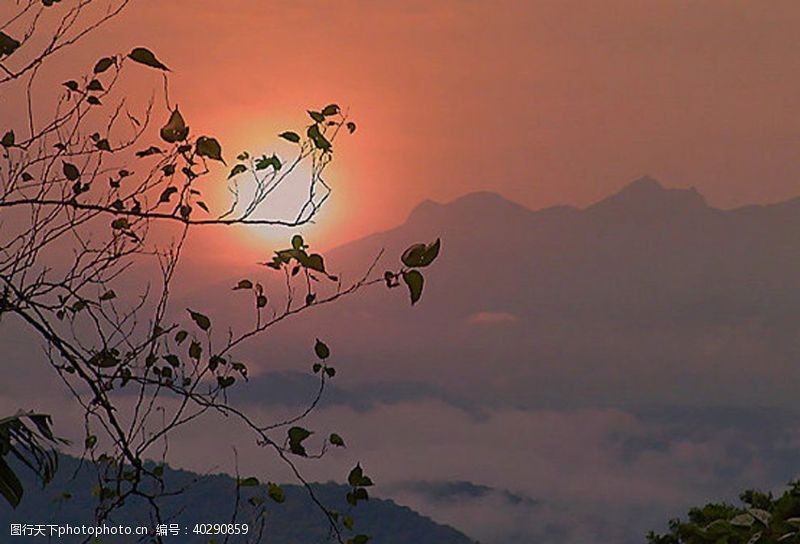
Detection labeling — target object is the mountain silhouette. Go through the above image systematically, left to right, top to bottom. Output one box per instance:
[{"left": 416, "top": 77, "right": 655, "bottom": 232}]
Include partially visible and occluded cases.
[{"left": 215, "top": 178, "right": 800, "bottom": 411}]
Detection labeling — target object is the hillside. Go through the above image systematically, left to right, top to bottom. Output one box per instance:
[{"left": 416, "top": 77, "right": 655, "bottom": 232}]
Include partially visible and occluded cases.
[{"left": 0, "top": 456, "right": 476, "bottom": 544}]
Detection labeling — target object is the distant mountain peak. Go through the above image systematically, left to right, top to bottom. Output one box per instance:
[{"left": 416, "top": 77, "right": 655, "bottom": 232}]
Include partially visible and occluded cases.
[
  {"left": 589, "top": 176, "right": 707, "bottom": 215},
  {"left": 406, "top": 191, "right": 532, "bottom": 224}
]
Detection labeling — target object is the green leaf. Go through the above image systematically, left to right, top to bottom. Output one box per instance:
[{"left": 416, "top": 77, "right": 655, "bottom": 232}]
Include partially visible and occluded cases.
[
  {"left": 128, "top": 47, "right": 169, "bottom": 71},
  {"left": 93, "top": 57, "right": 115, "bottom": 74},
  {"left": 63, "top": 81, "right": 79, "bottom": 92},
  {"left": 87, "top": 96, "right": 102, "bottom": 106},
  {"left": 322, "top": 104, "right": 340, "bottom": 116},
  {"left": 160, "top": 108, "right": 189, "bottom": 143},
  {"left": 308, "top": 110, "right": 325, "bottom": 123},
  {"left": 346, "top": 121, "right": 357, "bottom": 134},
  {"left": 307, "top": 124, "right": 332, "bottom": 151},
  {"left": 1, "top": 130, "right": 15, "bottom": 147},
  {"left": 279, "top": 131, "right": 301, "bottom": 143},
  {"left": 196, "top": 136, "right": 225, "bottom": 164},
  {"left": 62, "top": 162, "right": 80, "bottom": 181},
  {"left": 228, "top": 164, "right": 247, "bottom": 179},
  {"left": 292, "top": 234, "right": 305, "bottom": 250},
  {"left": 401, "top": 239, "right": 441, "bottom": 268},
  {"left": 305, "top": 253, "right": 326, "bottom": 274},
  {"left": 402, "top": 270, "right": 424, "bottom": 305},
  {"left": 233, "top": 279, "right": 253, "bottom": 290},
  {"left": 187, "top": 309, "right": 211, "bottom": 331},
  {"left": 175, "top": 330, "right": 188, "bottom": 344},
  {"left": 314, "top": 339, "right": 330, "bottom": 360},
  {"left": 288, "top": 426, "right": 312, "bottom": 456},
  {"left": 329, "top": 433, "right": 345, "bottom": 447},
  {"left": 347, "top": 464, "right": 374, "bottom": 487},
  {"left": 237, "top": 477, "right": 259, "bottom": 487},
  {"left": 267, "top": 483, "right": 285, "bottom": 503}
]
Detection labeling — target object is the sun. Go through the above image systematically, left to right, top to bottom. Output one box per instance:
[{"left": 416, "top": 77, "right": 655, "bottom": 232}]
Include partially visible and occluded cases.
[{"left": 207, "top": 116, "right": 349, "bottom": 252}]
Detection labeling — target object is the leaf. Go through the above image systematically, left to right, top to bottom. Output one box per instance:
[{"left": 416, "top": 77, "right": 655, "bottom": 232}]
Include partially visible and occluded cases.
[
  {"left": 0, "top": 32, "right": 21, "bottom": 58},
  {"left": 128, "top": 47, "right": 169, "bottom": 71},
  {"left": 93, "top": 57, "right": 115, "bottom": 74},
  {"left": 86, "top": 79, "right": 104, "bottom": 91},
  {"left": 63, "top": 80, "right": 79, "bottom": 92},
  {"left": 86, "top": 96, "right": 102, "bottom": 106},
  {"left": 322, "top": 104, "right": 340, "bottom": 116},
  {"left": 160, "top": 108, "right": 189, "bottom": 143},
  {"left": 308, "top": 110, "right": 325, "bottom": 123},
  {"left": 346, "top": 121, "right": 357, "bottom": 134},
  {"left": 307, "top": 124, "right": 332, "bottom": 151},
  {"left": 1, "top": 130, "right": 14, "bottom": 147},
  {"left": 279, "top": 131, "right": 301, "bottom": 143},
  {"left": 196, "top": 136, "right": 225, "bottom": 163},
  {"left": 95, "top": 139, "right": 111, "bottom": 152},
  {"left": 136, "top": 145, "right": 163, "bottom": 157},
  {"left": 62, "top": 162, "right": 80, "bottom": 181},
  {"left": 228, "top": 164, "right": 247, "bottom": 179},
  {"left": 159, "top": 186, "right": 177, "bottom": 203},
  {"left": 197, "top": 201, "right": 209, "bottom": 213},
  {"left": 110, "top": 217, "right": 129, "bottom": 230},
  {"left": 292, "top": 234, "right": 305, "bottom": 250},
  {"left": 401, "top": 239, "right": 441, "bottom": 268},
  {"left": 305, "top": 254, "right": 326, "bottom": 274},
  {"left": 402, "top": 270, "right": 424, "bottom": 305},
  {"left": 233, "top": 279, "right": 253, "bottom": 290},
  {"left": 99, "top": 290, "right": 116, "bottom": 301},
  {"left": 256, "top": 295, "right": 268, "bottom": 308},
  {"left": 187, "top": 309, "right": 211, "bottom": 331},
  {"left": 175, "top": 330, "right": 188, "bottom": 344},
  {"left": 314, "top": 339, "right": 330, "bottom": 360},
  {"left": 188, "top": 341, "right": 202, "bottom": 359},
  {"left": 162, "top": 354, "right": 180, "bottom": 367},
  {"left": 288, "top": 426, "right": 312, "bottom": 456},
  {"left": 329, "top": 433, "right": 345, "bottom": 447},
  {"left": 0, "top": 457, "right": 23, "bottom": 508},
  {"left": 348, "top": 464, "right": 374, "bottom": 487},
  {"left": 237, "top": 477, "right": 259, "bottom": 487},
  {"left": 267, "top": 483, "right": 285, "bottom": 503},
  {"left": 749, "top": 508, "right": 771, "bottom": 526},
  {"left": 730, "top": 513, "right": 755, "bottom": 528},
  {"left": 348, "top": 536, "right": 370, "bottom": 544}
]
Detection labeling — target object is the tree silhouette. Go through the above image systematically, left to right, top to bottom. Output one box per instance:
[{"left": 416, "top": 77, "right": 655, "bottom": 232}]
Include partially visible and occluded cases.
[
  {"left": 0, "top": 2, "right": 441, "bottom": 542},
  {"left": 647, "top": 482, "right": 800, "bottom": 543}
]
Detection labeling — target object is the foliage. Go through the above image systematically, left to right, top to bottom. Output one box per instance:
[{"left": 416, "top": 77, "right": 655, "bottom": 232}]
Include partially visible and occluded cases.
[
  {"left": 0, "top": 1, "right": 441, "bottom": 542},
  {"left": 0, "top": 412, "right": 63, "bottom": 508},
  {"left": 647, "top": 482, "right": 800, "bottom": 544}
]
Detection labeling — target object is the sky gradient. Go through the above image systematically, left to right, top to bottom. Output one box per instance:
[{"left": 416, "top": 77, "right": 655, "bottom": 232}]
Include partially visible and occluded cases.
[{"left": 86, "top": 0, "right": 800, "bottom": 256}]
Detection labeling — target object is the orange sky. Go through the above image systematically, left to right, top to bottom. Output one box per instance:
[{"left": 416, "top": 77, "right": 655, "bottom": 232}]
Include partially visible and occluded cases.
[{"left": 76, "top": 0, "right": 800, "bottom": 259}]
